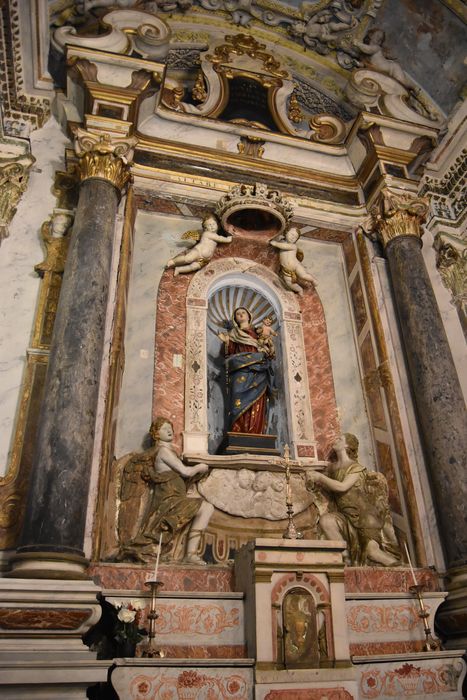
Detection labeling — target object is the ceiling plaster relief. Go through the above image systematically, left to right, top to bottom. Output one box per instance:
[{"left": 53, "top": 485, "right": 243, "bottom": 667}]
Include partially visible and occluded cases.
[
  {"left": 2, "top": 0, "right": 449, "bottom": 142},
  {"left": 47, "top": 3, "right": 442, "bottom": 181}
]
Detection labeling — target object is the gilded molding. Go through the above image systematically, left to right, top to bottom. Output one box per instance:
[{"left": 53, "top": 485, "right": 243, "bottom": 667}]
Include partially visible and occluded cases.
[
  {"left": 206, "top": 34, "right": 289, "bottom": 80},
  {"left": 192, "top": 71, "right": 207, "bottom": 103},
  {"left": 288, "top": 93, "right": 304, "bottom": 124},
  {"left": 74, "top": 130, "right": 138, "bottom": 191},
  {"left": 237, "top": 135, "right": 265, "bottom": 158},
  {"left": 0, "top": 136, "right": 35, "bottom": 243},
  {"left": 93, "top": 188, "right": 137, "bottom": 560},
  {"left": 369, "top": 190, "right": 429, "bottom": 251},
  {"left": 34, "top": 212, "right": 73, "bottom": 276},
  {"left": 434, "top": 233, "right": 467, "bottom": 321}
]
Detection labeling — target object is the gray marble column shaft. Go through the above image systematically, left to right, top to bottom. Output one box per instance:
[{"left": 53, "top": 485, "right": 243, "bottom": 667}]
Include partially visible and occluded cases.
[
  {"left": 19, "top": 177, "right": 118, "bottom": 556},
  {"left": 385, "top": 235, "right": 467, "bottom": 570}
]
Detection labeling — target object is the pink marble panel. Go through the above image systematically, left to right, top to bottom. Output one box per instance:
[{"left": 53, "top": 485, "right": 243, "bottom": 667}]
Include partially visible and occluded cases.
[
  {"left": 134, "top": 194, "right": 182, "bottom": 215},
  {"left": 303, "top": 229, "right": 348, "bottom": 245},
  {"left": 342, "top": 235, "right": 358, "bottom": 275},
  {"left": 152, "top": 270, "right": 191, "bottom": 449},
  {"left": 296, "top": 445, "right": 316, "bottom": 458},
  {"left": 88, "top": 564, "right": 234, "bottom": 592},
  {"left": 344, "top": 568, "right": 440, "bottom": 593},
  {"left": 271, "top": 572, "right": 329, "bottom": 604},
  {"left": 155, "top": 602, "right": 240, "bottom": 636},
  {"left": 347, "top": 603, "right": 420, "bottom": 633},
  {"left": 0, "top": 607, "right": 91, "bottom": 631},
  {"left": 350, "top": 641, "right": 425, "bottom": 656},
  {"left": 136, "top": 644, "right": 246, "bottom": 658},
  {"left": 359, "top": 660, "right": 464, "bottom": 698},
  {"left": 123, "top": 668, "right": 252, "bottom": 700},
  {"left": 264, "top": 690, "right": 353, "bottom": 700}
]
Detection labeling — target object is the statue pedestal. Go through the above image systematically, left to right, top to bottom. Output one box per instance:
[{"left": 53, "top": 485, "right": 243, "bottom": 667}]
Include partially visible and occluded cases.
[{"left": 219, "top": 432, "right": 280, "bottom": 456}]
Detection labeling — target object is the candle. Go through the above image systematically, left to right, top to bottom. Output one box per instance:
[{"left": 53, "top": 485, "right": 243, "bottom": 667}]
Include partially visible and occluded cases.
[
  {"left": 153, "top": 531, "right": 163, "bottom": 582},
  {"left": 404, "top": 542, "right": 418, "bottom": 586}
]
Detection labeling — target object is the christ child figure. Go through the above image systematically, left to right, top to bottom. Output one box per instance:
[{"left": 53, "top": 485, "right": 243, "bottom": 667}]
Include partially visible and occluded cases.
[
  {"left": 166, "top": 214, "right": 232, "bottom": 276},
  {"left": 270, "top": 226, "right": 317, "bottom": 295},
  {"left": 256, "top": 315, "right": 278, "bottom": 359}
]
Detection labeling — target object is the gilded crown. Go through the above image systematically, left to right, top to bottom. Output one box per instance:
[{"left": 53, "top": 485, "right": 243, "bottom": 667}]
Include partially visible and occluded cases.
[{"left": 215, "top": 182, "right": 294, "bottom": 234}]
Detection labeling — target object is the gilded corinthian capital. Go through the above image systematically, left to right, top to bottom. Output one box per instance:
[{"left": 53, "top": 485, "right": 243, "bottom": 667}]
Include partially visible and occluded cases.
[
  {"left": 74, "top": 129, "right": 138, "bottom": 192},
  {"left": 0, "top": 136, "right": 35, "bottom": 244},
  {"left": 369, "top": 190, "right": 429, "bottom": 251}
]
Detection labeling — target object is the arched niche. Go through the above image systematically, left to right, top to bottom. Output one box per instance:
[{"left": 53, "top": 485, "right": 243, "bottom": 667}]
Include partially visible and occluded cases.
[
  {"left": 183, "top": 257, "right": 317, "bottom": 459},
  {"left": 207, "top": 281, "right": 287, "bottom": 454},
  {"left": 281, "top": 587, "right": 318, "bottom": 668}
]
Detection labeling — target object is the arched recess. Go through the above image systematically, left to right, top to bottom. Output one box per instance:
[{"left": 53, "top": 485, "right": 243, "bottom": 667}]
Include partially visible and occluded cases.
[
  {"left": 183, "top": 257, "right": 317, "bottom": 458},
  {"left": 271, "top": 573, "right": 334, "bottom": 668}
]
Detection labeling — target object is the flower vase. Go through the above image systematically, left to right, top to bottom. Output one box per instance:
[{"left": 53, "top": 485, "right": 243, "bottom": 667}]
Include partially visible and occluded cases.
[{"left": 119, "top": 638, "right": 137, "bottom": 658}]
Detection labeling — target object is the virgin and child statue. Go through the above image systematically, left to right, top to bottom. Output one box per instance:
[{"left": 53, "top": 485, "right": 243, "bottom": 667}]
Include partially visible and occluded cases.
[{"left": 218, "top": 306, "right": 276, "bottom": 450}]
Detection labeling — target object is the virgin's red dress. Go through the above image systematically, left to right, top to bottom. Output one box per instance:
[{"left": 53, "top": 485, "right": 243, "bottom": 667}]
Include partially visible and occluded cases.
[{"left": 226, "top": 328, "right": 267, "bottom": 434}]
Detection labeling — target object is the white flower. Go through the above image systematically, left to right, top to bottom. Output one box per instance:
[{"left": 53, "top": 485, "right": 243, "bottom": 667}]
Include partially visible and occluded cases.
[
  {"left": 130, "top": 599, "right": 144, "bottom": 611},
  {"left": 112, "top": 600, "right": 125, "bottom": 610},
  {"left": 118, "top": 608, "right": 137, "bottom": 623}
]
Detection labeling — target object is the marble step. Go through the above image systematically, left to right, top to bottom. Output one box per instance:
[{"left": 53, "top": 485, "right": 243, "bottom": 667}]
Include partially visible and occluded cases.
[
  {"left": 90, "top": 562, "right": 234, "bottom": 592},
  {"left": 111, "top": 658, "right": 255, "bottom": 700}
]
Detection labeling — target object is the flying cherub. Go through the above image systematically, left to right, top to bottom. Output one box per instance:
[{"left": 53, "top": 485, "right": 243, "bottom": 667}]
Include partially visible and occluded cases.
[
  {"left": 166, "top": 215, "right": 232, "bottom": 276},
  {"left": 270, "top": 226, "right": 317, "bottom": 295}
]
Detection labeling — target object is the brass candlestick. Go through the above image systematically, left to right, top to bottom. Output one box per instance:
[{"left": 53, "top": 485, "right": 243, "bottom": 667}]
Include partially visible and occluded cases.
[
  {"left": 279, "top": 444, "right": 303, "bottom": 540},
  {"left": 142, "top": 580, "right": 165, "bottom": 658},
  {"left": 409, "top": 584, "right": 442, "bottom": 652}
]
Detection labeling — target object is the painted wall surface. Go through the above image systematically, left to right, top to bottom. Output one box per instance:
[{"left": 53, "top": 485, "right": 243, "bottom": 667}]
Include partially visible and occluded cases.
[
  {"left": 378, "top": 0, "right": 467, "bottom": 114},
  {"left": 0, "top": 117, "right": 68, "bottom": 477},
  {"left": 115, "top": 210, "right": 199, "bottom": 456},
  {"left": 300, "top": 236, "right": 373, "bottom": 467}
]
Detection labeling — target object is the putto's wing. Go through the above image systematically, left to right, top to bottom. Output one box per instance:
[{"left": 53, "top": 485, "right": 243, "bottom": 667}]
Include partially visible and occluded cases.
[{"left": 181, "top": 229, "right": 202, "bottom": 242}]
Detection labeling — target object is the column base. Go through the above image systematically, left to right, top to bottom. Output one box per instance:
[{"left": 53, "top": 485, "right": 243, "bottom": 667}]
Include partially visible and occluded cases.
[
  {"left": 5, "top": 550, "right": 89, "bottom": 580},
  {"left": 436, "top": 564, "right": 467, "bottom": 648},
  {"left": 0, "top": 577, "right": 109, "bottom": 698}
]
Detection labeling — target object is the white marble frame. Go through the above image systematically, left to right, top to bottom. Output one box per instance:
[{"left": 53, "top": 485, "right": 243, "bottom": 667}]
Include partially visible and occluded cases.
[{"left": 183, "top": 257, "right": 316, "bottom": 459}]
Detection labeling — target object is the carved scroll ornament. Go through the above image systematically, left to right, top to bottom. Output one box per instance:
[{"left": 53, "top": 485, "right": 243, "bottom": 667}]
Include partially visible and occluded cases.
[{"left": 0, "top": 139, "right": 35, "bottom": 243}]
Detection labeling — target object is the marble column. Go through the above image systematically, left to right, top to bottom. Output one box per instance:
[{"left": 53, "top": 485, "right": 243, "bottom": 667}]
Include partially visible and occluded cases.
[
  {"left": 11, "top": 130, "right": 136, "bottom": 578},
  {"left": 371, "top": 191, "right": 467, "bottom": 574}
]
